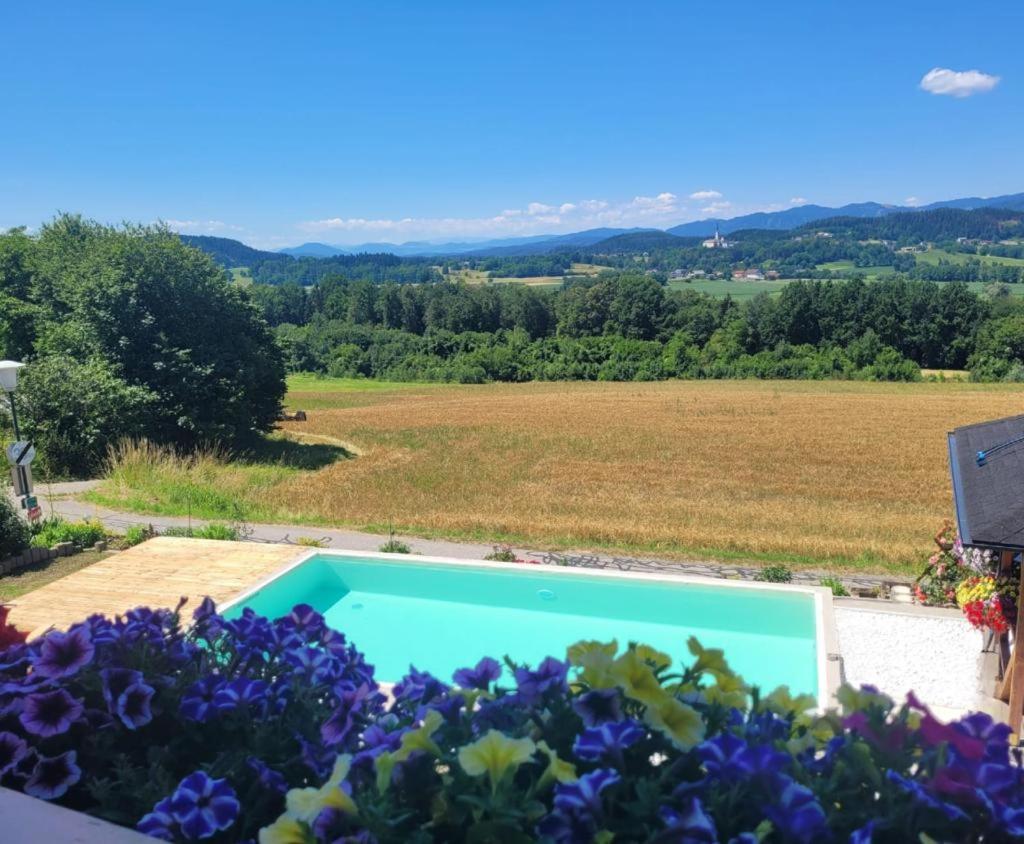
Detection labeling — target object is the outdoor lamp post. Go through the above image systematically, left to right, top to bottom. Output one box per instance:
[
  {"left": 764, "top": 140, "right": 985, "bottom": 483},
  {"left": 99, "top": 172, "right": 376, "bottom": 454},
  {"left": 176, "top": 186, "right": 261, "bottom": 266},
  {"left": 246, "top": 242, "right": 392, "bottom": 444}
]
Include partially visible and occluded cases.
[{"left": 0, "top": 360, "right": 25, "bottom": 442}]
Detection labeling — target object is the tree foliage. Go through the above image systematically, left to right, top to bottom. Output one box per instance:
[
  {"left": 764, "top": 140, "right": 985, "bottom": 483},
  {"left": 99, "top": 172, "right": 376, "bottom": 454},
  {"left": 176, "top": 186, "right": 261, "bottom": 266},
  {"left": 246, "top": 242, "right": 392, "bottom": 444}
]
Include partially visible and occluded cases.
[{"left": 0, "top": 216, "right": 286, "bottom": 475}]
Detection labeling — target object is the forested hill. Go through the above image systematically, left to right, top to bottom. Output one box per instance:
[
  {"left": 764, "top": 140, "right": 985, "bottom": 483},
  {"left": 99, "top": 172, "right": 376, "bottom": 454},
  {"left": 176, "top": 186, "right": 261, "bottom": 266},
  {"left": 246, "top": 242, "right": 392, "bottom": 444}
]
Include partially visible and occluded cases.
[
  {"left": 802, "top": 207, "right": 1024, "bottom": 243},
  {"left": 178, "top": 235, "right": 284, "bottom": 266}
]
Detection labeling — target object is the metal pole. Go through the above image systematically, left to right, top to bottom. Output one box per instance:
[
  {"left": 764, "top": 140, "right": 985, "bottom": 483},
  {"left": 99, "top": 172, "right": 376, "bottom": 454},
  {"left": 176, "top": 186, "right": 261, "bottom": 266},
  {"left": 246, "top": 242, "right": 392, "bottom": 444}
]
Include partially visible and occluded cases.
[{"left": 7, "top": 391, "right": 20, "bottom": 442}]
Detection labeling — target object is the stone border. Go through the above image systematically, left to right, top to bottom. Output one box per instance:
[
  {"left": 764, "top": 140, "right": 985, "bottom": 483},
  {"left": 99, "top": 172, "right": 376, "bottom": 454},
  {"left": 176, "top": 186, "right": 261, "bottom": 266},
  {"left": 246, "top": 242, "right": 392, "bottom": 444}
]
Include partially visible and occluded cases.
[{"left": 0, "top": 540, "right": 108, "bottom": 575}]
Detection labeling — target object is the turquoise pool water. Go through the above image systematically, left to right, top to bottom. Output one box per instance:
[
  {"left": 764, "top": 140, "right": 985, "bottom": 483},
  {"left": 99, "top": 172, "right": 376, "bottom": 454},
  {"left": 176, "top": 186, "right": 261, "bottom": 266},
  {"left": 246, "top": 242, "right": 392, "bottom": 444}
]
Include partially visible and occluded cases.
[{"left": 226, "top": 555, "right": 820, "bottom": 696}]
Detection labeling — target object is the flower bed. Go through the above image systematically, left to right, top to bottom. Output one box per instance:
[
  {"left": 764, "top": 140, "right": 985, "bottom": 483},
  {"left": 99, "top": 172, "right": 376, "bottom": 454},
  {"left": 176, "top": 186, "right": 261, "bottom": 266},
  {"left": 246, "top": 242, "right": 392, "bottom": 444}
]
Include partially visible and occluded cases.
[
  {"left": 915, "top": 521, "right": 1018, "bottom": 634},
  {"left": 0, "top": 599, "right": 1021, "bottom": 842}
]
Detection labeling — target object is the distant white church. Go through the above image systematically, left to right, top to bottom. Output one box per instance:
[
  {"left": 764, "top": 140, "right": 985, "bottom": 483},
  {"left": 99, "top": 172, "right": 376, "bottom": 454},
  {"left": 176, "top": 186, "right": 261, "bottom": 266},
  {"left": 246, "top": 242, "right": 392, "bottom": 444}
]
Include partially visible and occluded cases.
[{"left": 702, "top": 226, "right": 732, "bottom": 249}]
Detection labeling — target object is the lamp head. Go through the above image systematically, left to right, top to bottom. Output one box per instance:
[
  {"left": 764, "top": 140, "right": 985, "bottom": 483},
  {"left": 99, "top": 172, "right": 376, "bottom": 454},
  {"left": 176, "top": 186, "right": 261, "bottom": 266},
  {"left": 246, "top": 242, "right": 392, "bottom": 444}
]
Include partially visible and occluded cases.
[{"left": 0, "top": 360, "right": 25, "bottom": 393}]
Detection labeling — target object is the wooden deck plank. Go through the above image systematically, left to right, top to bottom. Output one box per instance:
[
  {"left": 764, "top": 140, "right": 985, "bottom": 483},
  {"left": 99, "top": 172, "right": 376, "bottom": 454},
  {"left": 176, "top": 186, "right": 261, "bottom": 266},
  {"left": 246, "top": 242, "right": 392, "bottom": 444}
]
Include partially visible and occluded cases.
[{"left": 6, "top": 537, "right": 302, "bottom": 638}]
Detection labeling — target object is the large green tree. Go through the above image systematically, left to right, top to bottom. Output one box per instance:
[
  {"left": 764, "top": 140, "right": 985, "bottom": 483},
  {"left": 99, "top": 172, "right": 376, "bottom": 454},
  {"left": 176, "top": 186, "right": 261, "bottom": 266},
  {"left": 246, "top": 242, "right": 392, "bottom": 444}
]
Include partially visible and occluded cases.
[{"left": 0, "top": 216, "right": 286, "bottom": 473}]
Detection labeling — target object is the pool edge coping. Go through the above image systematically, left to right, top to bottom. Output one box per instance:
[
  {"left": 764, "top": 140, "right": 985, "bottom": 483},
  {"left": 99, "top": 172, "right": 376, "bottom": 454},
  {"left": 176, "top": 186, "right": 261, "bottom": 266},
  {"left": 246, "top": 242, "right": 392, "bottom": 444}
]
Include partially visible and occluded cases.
[{"left": 220, "top": 548, "right": 841, "bottom": 710}]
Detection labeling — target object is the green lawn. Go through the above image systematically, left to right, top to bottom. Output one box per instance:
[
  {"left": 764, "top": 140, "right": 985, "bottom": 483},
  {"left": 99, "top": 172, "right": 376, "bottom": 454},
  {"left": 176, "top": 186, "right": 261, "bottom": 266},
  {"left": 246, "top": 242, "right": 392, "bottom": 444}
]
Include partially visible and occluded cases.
[
  {"left": 916, "top": 248, "right": 1024, "bottom": 268},
  {"left": 816, "top": 260, "right": 895, "bottom": 278},
  {"left": 229, "top": 267, "right": 253, "bottom": 286},
  {"left": 669, "top": 279, "right": 792, "bottom": 299}
]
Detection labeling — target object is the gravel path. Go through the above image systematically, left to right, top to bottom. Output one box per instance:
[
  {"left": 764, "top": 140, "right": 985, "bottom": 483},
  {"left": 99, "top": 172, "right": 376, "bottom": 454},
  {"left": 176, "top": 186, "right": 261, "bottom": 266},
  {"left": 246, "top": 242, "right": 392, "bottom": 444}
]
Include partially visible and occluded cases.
[{"left": 32, "top": 482, "right": 911, "bottom": 591}]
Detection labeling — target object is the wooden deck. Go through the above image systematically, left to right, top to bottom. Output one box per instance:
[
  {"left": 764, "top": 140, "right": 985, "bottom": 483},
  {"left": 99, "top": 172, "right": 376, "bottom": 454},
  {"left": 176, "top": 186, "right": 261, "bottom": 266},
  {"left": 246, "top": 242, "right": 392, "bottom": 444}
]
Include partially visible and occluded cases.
[{"left": 7, "top": 537, "right": 302, "bottom": 638}]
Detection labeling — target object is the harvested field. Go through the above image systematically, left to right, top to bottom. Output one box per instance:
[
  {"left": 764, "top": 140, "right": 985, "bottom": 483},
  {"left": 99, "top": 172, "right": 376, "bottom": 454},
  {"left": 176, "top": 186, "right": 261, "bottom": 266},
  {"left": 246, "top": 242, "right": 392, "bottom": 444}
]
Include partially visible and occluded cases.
[{"left": 92, "top": 378, "right": 1024, "bottom": 573}]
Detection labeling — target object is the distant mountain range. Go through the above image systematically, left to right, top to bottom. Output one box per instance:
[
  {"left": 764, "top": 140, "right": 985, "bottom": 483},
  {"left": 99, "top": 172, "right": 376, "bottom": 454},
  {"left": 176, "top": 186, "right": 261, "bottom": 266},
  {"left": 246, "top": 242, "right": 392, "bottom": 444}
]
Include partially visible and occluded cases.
[{"left": 185, "top": 191, "right": 1024, "bottom": 264}]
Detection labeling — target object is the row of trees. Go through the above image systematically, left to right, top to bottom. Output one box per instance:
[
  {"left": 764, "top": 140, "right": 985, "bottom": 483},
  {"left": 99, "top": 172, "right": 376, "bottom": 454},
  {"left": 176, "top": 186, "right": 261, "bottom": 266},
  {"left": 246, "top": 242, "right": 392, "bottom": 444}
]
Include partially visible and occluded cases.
[
  {"left": 0, "top": 216, "right": 286, "bottom": 477},
  {"left": 255, "top": 273, "right": 1003, "bottom": 371}
]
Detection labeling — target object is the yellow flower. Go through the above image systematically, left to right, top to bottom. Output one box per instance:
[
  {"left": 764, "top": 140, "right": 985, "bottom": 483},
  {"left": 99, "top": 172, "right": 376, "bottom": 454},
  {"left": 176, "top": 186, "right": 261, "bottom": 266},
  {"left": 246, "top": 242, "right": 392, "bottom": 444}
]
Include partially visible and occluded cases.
[
  {"left": 687, "top": 637, "right": 734, "bottom": 681},
  {"left": 567, "top": 639, "right": 618, "bottom": 664},
  {"left": 568, "top": 640, "right": 619, "bottom": 689},
  {"left": 634, "top": 644, "right": 672, "bottom": 671},
  {"left": 610, "top": 648, "right": 667, "bottom": 706},
  {"left": 704, "top": 672, "right": 749, "bottom": 710},
  {"left": 836, "top": 684, "right": 892, "bottom": 716},
  {"left": 763, "top": 685, "right": 817, "bottom": 717},
  {"left": 644, "top": 695, "right": 706, "bottom": 750},
  {"left": 393, "top": 709, "right": 444, "bottom": 762},
  {"left": 786, "top": 716, "right": 835, "bottom": 754},
  {"left": 458, "top": 729, "right": 537, "bottom": 792},
  {"left": 537, "top": 740, "right": 577, "bottom": 787},
  {"left": 374, "top": 752, "right": 397, "bottom": 794},
  {"left": 284, "top": 754, "right": 357, "bottom": 823},
  {"left": 258, "top": 815, "right": 312, "bottom": 844}
]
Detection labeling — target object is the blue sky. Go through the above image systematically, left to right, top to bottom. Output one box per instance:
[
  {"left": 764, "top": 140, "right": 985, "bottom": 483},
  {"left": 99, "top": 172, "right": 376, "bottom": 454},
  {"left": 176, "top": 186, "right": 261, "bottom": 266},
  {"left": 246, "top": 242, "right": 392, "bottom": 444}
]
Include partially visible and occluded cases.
[{"left": 2, "top": 1, "right": 1021, "bottom": 248}]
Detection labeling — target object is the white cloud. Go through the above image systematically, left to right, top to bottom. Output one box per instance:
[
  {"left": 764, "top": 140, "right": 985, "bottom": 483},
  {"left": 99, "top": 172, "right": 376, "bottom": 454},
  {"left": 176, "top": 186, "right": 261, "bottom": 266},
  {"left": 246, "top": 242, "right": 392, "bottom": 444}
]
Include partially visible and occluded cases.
[
  {"left": 920, "top": 67, "right": 1000, "bottom": 98},
  {"left": 689, "top": 189, "right": 722, "bottom": 201},
  {"left": 298, "top": 192, "right": 686, "bottom": 243},
  {"left": 904, "top": 196, "right": 922, "bottom": 206},
  {"left": 789, "top": 197, "right": 809, "bottom": 206},
  {"left": 701, "top": 200, "right": 732, "bottom": 216}
]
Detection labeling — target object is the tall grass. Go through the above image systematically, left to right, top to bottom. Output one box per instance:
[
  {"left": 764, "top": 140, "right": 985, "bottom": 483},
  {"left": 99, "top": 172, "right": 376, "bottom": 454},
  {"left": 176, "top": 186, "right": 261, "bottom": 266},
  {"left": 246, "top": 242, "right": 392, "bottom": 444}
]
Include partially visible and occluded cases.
[{"left": 98, "top": 440, "right": 295, "bottom": 521}]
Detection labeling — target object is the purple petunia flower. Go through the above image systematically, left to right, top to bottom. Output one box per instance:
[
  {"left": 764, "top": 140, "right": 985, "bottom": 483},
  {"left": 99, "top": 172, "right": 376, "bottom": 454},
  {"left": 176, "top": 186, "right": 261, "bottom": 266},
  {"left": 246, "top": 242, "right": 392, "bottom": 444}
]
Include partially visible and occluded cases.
[
  {"left": 191, "top": 597, "right": 224, "bottom": 640},
  {"left": 277, "top": 603, "right": 326, "bottom": 645},
  {"left": 33, "top": 628, "right": 94, "bottom": 679},
  {"left": 320, "top": 628, "right": 349, "bottom": 657},
  {"left": 286, "top": 646, "right": 340, "bottom": 685},
  {"left": 452, "top": 656, "right": 502, "bottom": 690},
  {"left": 514, "top": 657, "right": 568, "bottom": 705},
  {"left": 100, "top": 667, "right": 143, "bottom": 711},
  {"left": 393, "top": 667, "right": 449, "bottom": 706},
  {"left": 180, "top": 677, "right": 224, "bottom": 722},
  {"left": 213, "top": 678, "right": 268, "bottom": 713},
  {"left": 115, "top": 682, "right": 156, "bottom": 729},
  {"left": 321, "top": 683, "right": 373, "bottom": 747},
  {"left": 20, "top": 688, "right": 84, "bottom": 737},
  {"left": 572, "top": 688, "right": 623, "bottom": 727},
  {"left": 953, "top": 711, "right": 1013, "bottom": 765},
  {"left": 354, "top": 719, "right": 404, "bottom": 769},
  {"left": 573, "top": 719, "right": 645, "bottom": 764},
  {"left": 0, "top": 731, "right": 28, "bottom": 775},
  {"left": 297, "top": 732, "right": 336, "bottom": 779},
  {"left": 696, "top": 732, "right": 789, "bottom": 785},
  {"left": 24, "top": 750, "right": 82, "bottom": 800},
  {"left": 247, "top": 756, "right": 288, "bottom": 794},
  {"left": 553, "top": 767, "right": 621, "bottom": 818},
  {"left": 539, "top": 768, "right": 620, "bottom": 843},
  {"left": 885, "top": 769, "right": 969, "bottom": 822},
  {"left": 169, "top": 771, "right": 240, "bottom": 840},
  {"left": 762, "top": 777, "right": 829, "bottom": 844},
  {"left": 137, "top": 796, "right": 177, "bottom": 841},
  {"left": 659, "top": 797, "right": 718, "bottom": 843},
  {"left": 535, "top": 809, "right": 596, "bottom": 843},
  {"left": 849, "top": 820, "right": 876, "bottom": 844}
]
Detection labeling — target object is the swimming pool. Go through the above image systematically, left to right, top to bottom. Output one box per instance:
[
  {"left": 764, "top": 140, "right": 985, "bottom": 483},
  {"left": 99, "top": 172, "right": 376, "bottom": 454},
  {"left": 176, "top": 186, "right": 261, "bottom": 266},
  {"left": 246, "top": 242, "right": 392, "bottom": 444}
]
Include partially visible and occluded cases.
[{"left": 222, "top": 551, "right": 836, "bottom": 705}]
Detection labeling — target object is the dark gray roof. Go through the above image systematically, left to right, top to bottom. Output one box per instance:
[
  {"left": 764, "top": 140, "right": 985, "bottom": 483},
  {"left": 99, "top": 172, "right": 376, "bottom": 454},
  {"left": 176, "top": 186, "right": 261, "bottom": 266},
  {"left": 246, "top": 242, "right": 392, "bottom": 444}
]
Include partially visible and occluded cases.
[{"left": 948, "top": 413, "right": 1024, "bottom": 550}]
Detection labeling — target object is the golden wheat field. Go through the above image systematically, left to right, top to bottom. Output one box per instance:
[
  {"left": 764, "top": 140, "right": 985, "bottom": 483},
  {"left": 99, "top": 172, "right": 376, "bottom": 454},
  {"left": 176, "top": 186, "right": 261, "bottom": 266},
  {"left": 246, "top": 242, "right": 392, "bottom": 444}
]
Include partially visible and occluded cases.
[
  {"left": 96, "top": 377, "right": 1024, "bottom": 572},
  {"left": 269, "top": 377, "right": 1023, "bottom": 571}
]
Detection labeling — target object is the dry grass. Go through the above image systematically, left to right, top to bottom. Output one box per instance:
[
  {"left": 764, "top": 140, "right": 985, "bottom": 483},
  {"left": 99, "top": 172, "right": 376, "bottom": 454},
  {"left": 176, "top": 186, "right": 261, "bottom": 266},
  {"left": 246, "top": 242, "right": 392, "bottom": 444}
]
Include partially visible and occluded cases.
[{"left": 91, "top": 379, "right": 1024, "bottom": 573}]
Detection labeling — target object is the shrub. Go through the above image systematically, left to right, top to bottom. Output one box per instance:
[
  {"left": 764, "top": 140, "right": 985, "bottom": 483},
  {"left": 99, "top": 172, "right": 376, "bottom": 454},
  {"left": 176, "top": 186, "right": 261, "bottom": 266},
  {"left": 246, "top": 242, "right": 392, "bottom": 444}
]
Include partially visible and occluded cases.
[
  {"left": 15, "top": 354, "right": 151, "bottom": 478},
  {"left": 0, "top": 495, "right": 30, "bottom": 558},
  {"left": 29, "top": 517, "right": 106, "bottom": 549},
  {"left": 162, "top": 523, "right": 239, "bottom": 542},
  {"left": 121, "top": 524, "right": 151, "bottom": 547},
  {"left": 295, "top": 536, "right": 327, "bottom": 548},
  {"left": 378, "top": 538, "right": 411, "bottom": 554},
  {"left": 483, "top": 544, "right": 518, "bottom": 562},
  {"left": 755, "top": 563, "right": 793, "bottom": 583},
  {"left": 820, "top": 576, "right": 850, "bottom": 597},
  {"left": 1, "top": 601, "right": 1021, "bottom": 842}
]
